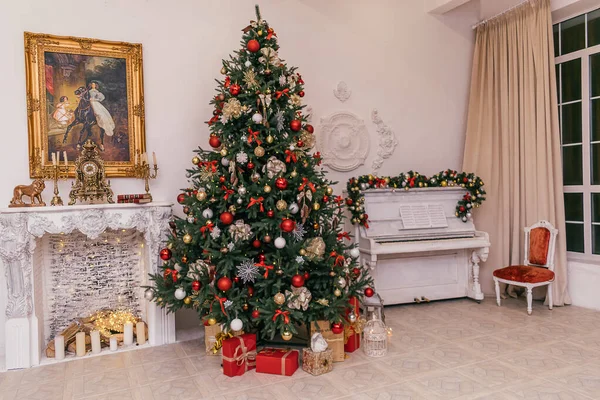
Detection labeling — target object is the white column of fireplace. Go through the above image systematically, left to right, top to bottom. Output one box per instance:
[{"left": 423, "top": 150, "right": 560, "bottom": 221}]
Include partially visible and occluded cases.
[{"left": 0, "top": 202, "right": 175, "bottom": 369}]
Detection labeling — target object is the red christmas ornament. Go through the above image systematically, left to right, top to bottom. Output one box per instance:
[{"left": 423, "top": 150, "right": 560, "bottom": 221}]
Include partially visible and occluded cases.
[
  {"left": 247, "top": 39, "right": 260, "bottom": 53},
  {"left": 229, "top": 84, "right": 241, "bottom": 96},
  {"left": 298, "top": 90, "right": 305, "bottom": 97},
  {"left": 290, "top": 120, "right": 302, "bottom": 132},
  {"left": 305, "top": 124, "right": 314, "bottom": 134},
  {"left": 209, "top": 135, "right": 221, "bottom": 148},
  {"left": 297, "top": 140, "right": 304, "bottom": 147},
  {"left": 247, "top": 162, "right": 255, "bottom": 170},
  {"left": 219, "top": 176, "right": 226, "bottom": 183},
  {"left": 275, "top": 177, "right": 288, "bottom": 190},
  {"left": 463, "top": 177, "right": 468, "bottom": 183},
  {"left": 177, "top": 193, "right": 186, "bottom": 204},
  {"left": 322, "top": 196, "right": 329, "bottom": 202},
  {"left": 346, "top": 198, "right": 353, "bottom": 206},
  {"left": 183, "top": 206, "right": 190, "bottom": 215},
  {"left": 459, "top": 206, "right": 465, "bottom": 212},
  {"left": 266, "top": 210, "right": 274, "bottom": 218},
  {"left": 220, "top": 212, "right": 234, "bottom": 225},
  {"left": 280, "top": 218, "right": 295, "bottom": 232},
  {"left": 252, "top": 239, "right": 261, "bottom": 248},
  {"left": 160, "top": 248, "right": 172, "bottom": 261},
  {"left": 258, "top": 254, "right": 266, "bottom": 262},
  {"left": 181, "top": 255, "right": 188, "bottom": 264},
  {"left": 352, "top": 267, "right": 361, "bottom": 276},
  {"left": 164, "top": 268, "right": 172, "bottom": 280},
  {"left": 171, "top": 269, "right": 178, "bottom": 283},
  {"left": 303, "top": 271, "right": 310, "bottom": 280},
  {"left": 291, "top": 274, "right": 305, "bottom": 288},
  {"left": 234, "top": 276, "right": 240, "bottom": 284},
  {"left": 217, "top": 277, "right": 232, "bottom": 291},
  {"left": 192, "top": 281, "right": 201, "bottom": 291},
  {"left": 247, "top": 285, "right": 255, "bottom": 296},
  {"left": 364, "top": 287, "right": 375, "bottom": 298},
  {"left": 251, "top": 310, "right": 260, "bottom": 319},
  {"left": 203, "top": 319, "right": 209, "bottom": 326},
  {"left": 331, "top": 322, "right": 344, "bottom": 335}
]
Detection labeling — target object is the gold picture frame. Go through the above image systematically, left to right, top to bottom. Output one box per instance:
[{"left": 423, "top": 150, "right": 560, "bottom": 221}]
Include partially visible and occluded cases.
[{"left": 25, "top": 32, "right": 146, "bottom": 178}]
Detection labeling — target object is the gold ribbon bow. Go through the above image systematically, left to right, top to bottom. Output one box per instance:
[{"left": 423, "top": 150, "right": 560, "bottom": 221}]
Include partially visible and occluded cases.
[
  {"left": 211, "top": 331, "right": 233, "bottom": 354},
  {"left": 222, "top": 336, "right": 257, "bottom": 371}
]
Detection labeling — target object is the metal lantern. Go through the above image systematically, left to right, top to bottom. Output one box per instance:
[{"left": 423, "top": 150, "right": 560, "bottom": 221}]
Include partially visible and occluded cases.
[
  {"left": 362, "top": 293, "right": 385, "bottom": 324},
  {"left": 363, "top": 315, "right": 388, "bottom": 357}
]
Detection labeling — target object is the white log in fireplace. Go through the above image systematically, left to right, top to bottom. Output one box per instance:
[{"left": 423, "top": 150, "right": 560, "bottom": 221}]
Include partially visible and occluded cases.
[{"left": 0, "top": 202, "right": 176, "bottom": 369}]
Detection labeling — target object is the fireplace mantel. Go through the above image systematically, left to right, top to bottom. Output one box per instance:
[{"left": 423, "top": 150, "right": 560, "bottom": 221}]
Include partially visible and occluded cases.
[{"left": 0, "top": 202, "right": 176, "bottom": 369}]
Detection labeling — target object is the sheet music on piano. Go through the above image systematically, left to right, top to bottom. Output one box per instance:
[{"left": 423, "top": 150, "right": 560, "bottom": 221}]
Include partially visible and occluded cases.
[{"left": 399, "top": 204, "right": 448, "bottom": 230}]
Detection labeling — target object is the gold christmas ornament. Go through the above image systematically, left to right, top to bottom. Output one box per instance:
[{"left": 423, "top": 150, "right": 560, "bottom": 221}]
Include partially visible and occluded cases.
[
  {"left": 220, "top": 67, "right": 227, "bottom": 74},
  {"left": 222, "top": 98, "right": 242, "bottom": 120},
  {"left": 242, "top": 105, "right": 248, "bottom": 111},
  {"left": 266, "top": 135, "right": 274, "bottom": 144},
  {"left": 254, "top": 146, "right": 265, "bottom": 157},
  {"left": 220, "top": 148, "right": 228, "bottom": 157},
  {"left": 192, "top": 156, "right": 201, "bottom": 165},
  {"left": 290, "top": 170, "right": 298, "bottom": 178},
  {"left": 251, "top": 173, "right": 261, "bottom": 183},
  {"left": 441, "top": 181, "right": 448, "bottom": 187},
  {"left": 264, "top": 185, "right": 272, "bottom": 193},
  {"left": 326, "top": 187, "right": 333, "bottom": 196},
  {"left": 276, "top": 199, "right": 287, "bottom": 211},
  {"left": 312, "top": 203, "right": 321, "bottom": 211},
  {"left": 228, "top": 205, "right": 237, "bottom": 213},
  {"left": 313, "top": 223, "right": 320, "bottom": 230},
  {"left": 183, "top": 233, "right": 193, "bottom": 244},
  {"left": 263, "top": 234, "right": 272, "bottom": 243},
  {"left": 304, "top": 237, "right": 325, "bottom": 260},
  {"left": 299, "top": 248, "right": 307, "bottom": 256},
  {"left": 276, "top": 268, "right": 284, "bottom": 276},
  {"left": 329, "top": 270, "right": 336, "bottom": 277},
  {"left": 334, "top": 289, "right": 342, "bottom": 297},
  {"left": 274, "top": 292, "right": 286, "bottom": 305},
  {"left": 183, "top": 296, "right": 192, "bottom": 305},
  {"left": 207, "top": 317, "right": 217, "bottom": 326},
  {"left": 281, "top": 331, "right": 293, "bottom": 341}
]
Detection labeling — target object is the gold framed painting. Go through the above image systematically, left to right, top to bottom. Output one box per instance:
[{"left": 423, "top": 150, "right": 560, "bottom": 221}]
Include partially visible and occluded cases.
[{"left": 25, "top": 32, "right": 145, "bottom": 178}]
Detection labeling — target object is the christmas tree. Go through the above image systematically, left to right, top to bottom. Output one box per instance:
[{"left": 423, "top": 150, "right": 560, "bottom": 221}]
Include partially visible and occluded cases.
[{"left": 148, "top": 6, "right": 373, "bottom": 341}]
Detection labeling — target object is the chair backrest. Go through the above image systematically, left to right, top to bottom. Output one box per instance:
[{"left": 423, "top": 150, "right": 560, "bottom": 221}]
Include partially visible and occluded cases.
[{"left": 523, "top": 220, "right": 558, "bottom": 271}]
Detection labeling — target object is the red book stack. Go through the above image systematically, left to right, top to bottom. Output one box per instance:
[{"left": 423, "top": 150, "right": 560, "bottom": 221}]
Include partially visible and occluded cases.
[{"left": 117, "top": 194, "right": 152, "bottom": 204}]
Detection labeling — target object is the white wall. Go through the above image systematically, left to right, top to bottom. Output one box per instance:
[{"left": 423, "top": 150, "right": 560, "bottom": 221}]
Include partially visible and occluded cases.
[{"left": 0, "top": 0, "right": 480, "bottom": 362}]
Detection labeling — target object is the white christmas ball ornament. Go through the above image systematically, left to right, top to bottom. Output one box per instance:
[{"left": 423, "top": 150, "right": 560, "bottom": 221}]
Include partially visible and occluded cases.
[
  {"left": 244, "top": 60, "right": 252, "bottom": 67},
  {"left": 252, "top": 113, "right": 263, "bottom": 124},
  {"left": 221, "top": 158, "right": 230, "bottom": 167},
  {"left": 238, "top": 186, "right": 247, "bottom": 196},
  {"left": 237, "top": 198, "right": 243, "bottom": 205},
  {"left": 288, "top": 202, "right": 299, "bottom": 214},
  {"left": 202, "top": 209, "right": 214, "bottom": 219},
  {"left": 274, "top": 237, "right": 286, "bottom": 249},
  {"left": 349, "top": 248, "right": 360, "bottom": 258},
  {"left": 144, "top": 288, "right": 154, "bottom": 300},
  {"left": 174, "top": 288, "right": 186, "bottom": 300},
  {"left": 230, "top": 318, "right": 244, "bottom": 331}
]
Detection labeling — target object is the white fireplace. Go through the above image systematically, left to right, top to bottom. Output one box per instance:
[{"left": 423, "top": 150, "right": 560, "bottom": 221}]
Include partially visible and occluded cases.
[{"left": 0, "top": 202, "right": 176, "bottom": 370}]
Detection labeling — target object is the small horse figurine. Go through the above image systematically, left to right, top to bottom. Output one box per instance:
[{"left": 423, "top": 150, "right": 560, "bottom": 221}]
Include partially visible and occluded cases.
[{"left": 62, "top": 86, "right": 106, "bottom": 151}]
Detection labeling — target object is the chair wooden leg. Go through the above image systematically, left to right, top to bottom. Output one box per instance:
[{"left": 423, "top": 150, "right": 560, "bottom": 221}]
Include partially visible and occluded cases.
[
  {"left": 494, "top": 279, "right": 501, "bottom": 306},
  {"left": 548, "top": 283, "right": 553, "bottom": 310},
  {"left": 526, "top": 287, "right": 533, "bottom": 315}
]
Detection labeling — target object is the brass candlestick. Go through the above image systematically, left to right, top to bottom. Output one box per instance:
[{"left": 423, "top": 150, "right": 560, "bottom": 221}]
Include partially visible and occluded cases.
[
  {"left": 36, "top": 148, "right": 69, "bottom": 206},
  {"left": 122, "top": 150, "right": 158, "bottom": 200}
]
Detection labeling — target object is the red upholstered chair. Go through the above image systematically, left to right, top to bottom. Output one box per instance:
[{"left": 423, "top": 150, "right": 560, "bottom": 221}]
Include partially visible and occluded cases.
[{"left": 493, "top": 220, "right": 558, "bottom": 315}]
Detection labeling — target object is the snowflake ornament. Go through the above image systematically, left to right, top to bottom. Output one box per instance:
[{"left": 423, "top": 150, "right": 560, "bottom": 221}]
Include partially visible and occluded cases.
[
  {"left": 279, "top": 75, "right": 287, "bottom": 86},
  {"left": 275, "top": 110, "right": 285, "bottom": 132},
  {"left": 236, "top": 152, "right": 249, "bottom": 164},
  {"left": 292, "top": 223, "right": 307, "bottom": 242},
  {"left": 210, "top": 226, "right": 222, "bottom": 240},
  {"left": 227, "top": 242, "right": 235, "bottom": 251},
  {"left": 295, "top": 256, "right": 305, "bottom": 264},
  {"left": 236, "top": 259, "right": 260, "bottom": 284},
  {"left": 224, "top": 300, "right": 233, "bottom": 309}
]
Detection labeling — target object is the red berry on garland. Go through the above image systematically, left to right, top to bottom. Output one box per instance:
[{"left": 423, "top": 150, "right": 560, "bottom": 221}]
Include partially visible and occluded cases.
[
  {"left": 247, "top": 39, "right": 260, "bottom": 53},
  {"left": 229, "top": 84, "right": 241, "bottom": 96},
  {"left": 298, "top": 90, "right": 305, "bottom": 97},
  {"left": 290, "top": 120, "right": 302, "bottom": 132},
  {"left": 305, "top": 124, "right": 314, "bottom": 134},
  {"left": 209, "top": 135, "right": 221, "bottom": 148},
  {"left": 247, "top": 162, "right": 255, "bottom": 170},
  {"left": 275, "top": 177, "right": 288, "bottom": 190},
  {"left": 463, "top": 177, "right": 468, "bottom": 183},
  {"left": 177, "top": 193, "right": 186, "bottom": 204},
  {"left": 266, "top": 210, "right": 274, "bottom": 218},
  {"left": 220, "top": 212, "right": 234, "bottom": 225},
  {"left": 280, "top": 218, "right": 295, "bottom": 232},
  {"left": 252, "top": 239, "right": 261, "bottom": 248},
  {"left": 160, "top": 248, "right": 172, "bottom": 261},
  {"left": 258, "top": 254, "right": 266, "bottom": 262},
  {"left": 303, "top": 271, "right": 310, "bottom": 280},
  {"left": 291, "top": 273, "right": 305, "bottom": 288},
  {"left": 217, "top": 277, "right": 232, "bottom": 291},
  {"left": 192, "top": 280, "right": 201, "bottom": 291},
  {"left": 364, "top": 287, "right": 375, "bottom": 297},
  {"left": 251, "top": 310, "right": 260, "bottom": 319},
  {"left": 331, "top": 322, "right": 344, "bottom": 335}
]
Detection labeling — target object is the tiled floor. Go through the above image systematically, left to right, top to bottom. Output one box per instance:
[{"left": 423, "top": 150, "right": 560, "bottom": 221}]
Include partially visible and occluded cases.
[{"left": 1, "top": 297, "right": 600, "bottom": 399}]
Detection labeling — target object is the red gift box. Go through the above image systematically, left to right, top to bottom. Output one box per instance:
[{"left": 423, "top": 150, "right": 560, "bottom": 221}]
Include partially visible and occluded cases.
[
  {"left": 344, "top": 296, "right": 361, "bottom": 353},
  {"left": 221, "top": 333, "right": 257, "bottom": 377},
  {"left": 256, "top": 348, "right": 299, "bottom": 376}
]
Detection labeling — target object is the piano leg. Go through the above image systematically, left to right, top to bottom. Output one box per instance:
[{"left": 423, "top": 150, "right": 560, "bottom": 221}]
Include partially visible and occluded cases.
[{"left": 468, "top": 249, "right": 486, "bottom": 302}]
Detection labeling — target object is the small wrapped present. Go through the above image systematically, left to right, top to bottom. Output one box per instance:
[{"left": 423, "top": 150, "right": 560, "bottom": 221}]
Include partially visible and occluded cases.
[
  {"left": 344, "top": 297, "right": 361, "bottom": 353},
  {"left": 310, "top": 321, "right": 345, "bottom": 362},
  {"left": 204, "top": 324, "right": 223, "bottom": 355},
  {"left": 221, "top": 333, "right": 257, "bottom": 377},
  {"left": 302, "top": 347, "right": 333, "bottom": 376},
  {"left": 256, "top": 348, "right": 299, "bottom": 376}
]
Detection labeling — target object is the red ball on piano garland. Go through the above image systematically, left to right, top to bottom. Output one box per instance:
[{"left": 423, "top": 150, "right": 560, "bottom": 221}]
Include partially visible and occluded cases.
[
  {"left": 209, "top": 135, "right": 221, "bottom": 148},
  {"left": 177, "top": 193, "right": 186, "bottom": 204},
  {"left": 459, "top": 206, "right": 466, "bottom": 212},
  {"left": 220, "top": 212, "right": 234, "bottom": 225},
  {"left": 280, "top": 218, "right": 295, "bottom": 233},
  {"left": 160, "top": 248, "right": 172, "bottom": 261},
  {"left": 291, "top": 273, "right": 305, "bottom": 288},
  {"left": 217, "top": 277, "right": 232, "bottom": 291},
  {"left": 191, "top": 280, "right": 201, "bottom": 291},
  {"left": 364, "top": 287, "right": 375, "bottom": 297},
  {"left": 331, "top": 322, "right": 344, "bottom": 335}
]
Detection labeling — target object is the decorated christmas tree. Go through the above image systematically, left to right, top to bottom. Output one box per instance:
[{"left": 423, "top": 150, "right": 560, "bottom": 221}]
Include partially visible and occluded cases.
[{"left": 148, "top": 6, "right": 373, "bottom": 341}]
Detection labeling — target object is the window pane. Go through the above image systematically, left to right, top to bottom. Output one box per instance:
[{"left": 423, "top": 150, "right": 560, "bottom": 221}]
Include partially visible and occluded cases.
[
  {"left": 589, "top": 9, "right": 600, "bottom": 47},
  {"left": 561, "top": 15, "right": 586, "bottom": 55},
  {"left": 554, "top": 23, "right": 560, "bottom": 57},
  {"left": 592, "top": 53, "right": 600, "bottom": 98},
  {"left": 561, "top": 58, "right": 581, "bottom": 102},
  {"left": 556, "top": 64, "right": 561, "bottom": 103},
  {"left": 593, "top": 99, "right": 600, "bottom": 142},
  {"left": 561, "top": 102, "right": 582, "bottom": 144},
  {"left": 592, "top": 143, "right": 600, "bottom": 185},
  {"left": 563, "top": 145, "right": 583, "bottom": 185},
  {"left": 565, "top": 193, "right": 584, "bottom": 221},
  {"left": 592, "top": 193, "right": 600, "bottom": 222},
  {"left": 566, "top": 223, "right": 584, "bottom": 252},
  {"left": 593, "top": 225, "right": 600, "bottom": 254}
]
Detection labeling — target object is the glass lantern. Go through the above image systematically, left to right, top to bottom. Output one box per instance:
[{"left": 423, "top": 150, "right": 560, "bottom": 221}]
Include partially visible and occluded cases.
[
  {"left": 362, "top": 293, "right": 385, "bottom": 324},
  {"left": 363, "top": 315, "right": 388, "bottom": 357}
]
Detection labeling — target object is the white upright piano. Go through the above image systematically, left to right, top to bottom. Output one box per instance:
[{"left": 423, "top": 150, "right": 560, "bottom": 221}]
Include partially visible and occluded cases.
[{"left": 356, "top": 187, "right": 490, "bottom": 305}]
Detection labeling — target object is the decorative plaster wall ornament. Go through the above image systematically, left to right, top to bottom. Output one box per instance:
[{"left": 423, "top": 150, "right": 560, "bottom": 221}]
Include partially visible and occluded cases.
[
  {"left": 333, "top": 81, "right": 351, "bottom": 102},
  {"left": 304, "top": 106, "right": 313, "bottom": 122},
  {"left": 371, "top": 109, "right": 398, "bottom": 173},
  {"left": 317, "top": 112, "right": 369, "bottom": 172}
]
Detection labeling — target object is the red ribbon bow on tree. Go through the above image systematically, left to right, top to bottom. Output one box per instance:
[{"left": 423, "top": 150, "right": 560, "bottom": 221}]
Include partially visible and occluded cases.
[
  {"left": 266, "top": 28, "right": 276, "bottom": 40},
  {"left": 297, "top": 73, "right": 304, "bottom": 84},
  {"left": 224, "top": 77, "right": 231, "bottom": 88},
  {"left": 275, "top": 88, "right": 289, "bottom": 99},
  {"left": 207, "top": 115, "right": 219, "bottom": 126},
  {"left": 247, "top": 128, "right": 262, "bottom": 145},
  {"left": 285, "top": 150, "right": 297, "bottom": 163},
  {"left": 313, "top": 152, "right": 322, "bottom": 166},
  {"left": 205, "top": 161, "right": 218, "bottom": 173},
  {"left": 408, "top": 177, "right": 416, "bottom": 188},
  {"left": 298, "top": 178, "right": 316, "bottom": 193},
  {"left": 375, "top": 178, "right": 387, "bottom": 188},
  {"left": 221, "top": 185, "right": 234, "bottom": 200},
  {"left": 334, "top": 196, "right": 344, "bottom": 205},
  {"left": 247, "top": 197, "right": 264, "bottom": 212},
  {"left": 200, "top": 222, "right": 215, "bottom": 237},
  {"left": 337, "top": 232, "right": 351, "bottom": 241},
  {"left": 334, "top": 255, "right": 346, "bottom": 267},
  {"left": 255, "top": 260, "right": 274, "bottom": 278},
  {"left": 210, "top": 294, "right": 228, "bottom": 316},
  {"left": 272, "top": 309, "right": 290, "bottom": 324}
]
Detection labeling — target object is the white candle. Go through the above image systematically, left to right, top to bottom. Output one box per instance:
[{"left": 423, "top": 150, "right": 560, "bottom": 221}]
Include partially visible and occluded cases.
[
  {"left": 56, "top": 151, "right": 60, "bottom": 163},
  {"left": 63, "top": 151, "right": 68, "bottom": 167},
  {"left": 52, "top": 152, "right": 56, "bottom": 166},
  {"left": 152, "top": 152, "right": 157, "bottom": 166},
  {"left": 142, "top": 153, "right": 148, "bottom": 164},
  {"left": 124, "top": 322, "right": 134, "bottom": 346},
  {"left": 136, "top": 322, "right": 146, "bottom": 345},
  {"left": 90, "top": 330, "right": 101, "bottom": 354},
  {"left": 76, "top": 332, "right": 86, "bottom": 357},
  {"left": 54, "top": 335, "right": 65, "bottom": 360},
  {"left": 109, "top": 336, "right": 118, "bottom": 351}
]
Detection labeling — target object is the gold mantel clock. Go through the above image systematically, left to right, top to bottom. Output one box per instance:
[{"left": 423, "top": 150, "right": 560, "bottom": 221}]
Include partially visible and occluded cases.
[{"left": 69, "top": 140, "right": 114, "bottom": 205}]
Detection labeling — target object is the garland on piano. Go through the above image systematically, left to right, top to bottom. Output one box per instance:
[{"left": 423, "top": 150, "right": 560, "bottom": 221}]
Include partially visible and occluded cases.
[{"left": 345, "top": 169, "right": 487, "bottom": 227}]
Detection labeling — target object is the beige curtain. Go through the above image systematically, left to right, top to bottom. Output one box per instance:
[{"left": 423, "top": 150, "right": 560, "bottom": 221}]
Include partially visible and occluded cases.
[{"left": 463, "top": 0, "right": 571, "bottom": 305}]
